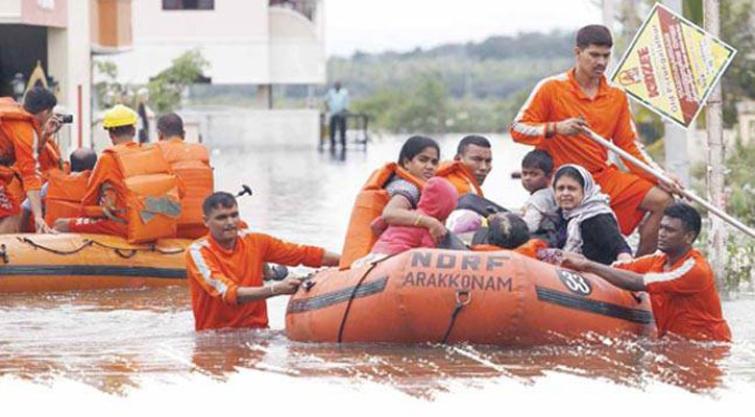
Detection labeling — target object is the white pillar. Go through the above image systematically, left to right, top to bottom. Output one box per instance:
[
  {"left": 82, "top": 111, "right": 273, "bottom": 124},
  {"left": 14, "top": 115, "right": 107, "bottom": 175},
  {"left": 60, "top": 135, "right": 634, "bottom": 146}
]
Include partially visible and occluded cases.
[
  {"left": 663, "top": 0, "right": 690, "bottom": 186},
  {"left": 704, "top": 0, "right": 727, "bottom": 289}
]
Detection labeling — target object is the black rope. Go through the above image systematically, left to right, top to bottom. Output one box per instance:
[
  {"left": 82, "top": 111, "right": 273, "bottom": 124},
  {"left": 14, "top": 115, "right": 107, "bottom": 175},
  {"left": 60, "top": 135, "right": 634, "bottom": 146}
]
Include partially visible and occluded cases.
[
  {"left": 15, "top": 236, "right": 185, "bottom": 257},
  {"left": 16, "top": 236, "right": 95, "bottom": 255},
  {"left": 336, "top": 253, "right": 401, "bottom": 343},
  {"left": 441, "top": 290, "right": 471, "bottom": 344}
]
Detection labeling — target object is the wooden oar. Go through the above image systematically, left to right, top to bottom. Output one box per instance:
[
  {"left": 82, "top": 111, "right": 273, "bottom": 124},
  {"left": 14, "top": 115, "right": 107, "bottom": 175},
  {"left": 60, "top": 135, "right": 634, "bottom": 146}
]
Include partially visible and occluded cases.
[{"left": 584, "top": 128, "right": 755, "bottom": 239}]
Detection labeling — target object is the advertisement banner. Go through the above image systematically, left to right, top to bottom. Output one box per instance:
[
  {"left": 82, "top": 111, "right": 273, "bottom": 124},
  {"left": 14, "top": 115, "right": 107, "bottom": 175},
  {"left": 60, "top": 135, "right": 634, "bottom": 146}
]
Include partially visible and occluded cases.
[{"left": 611, "top": 3, "right": 736, "bottom": 128}]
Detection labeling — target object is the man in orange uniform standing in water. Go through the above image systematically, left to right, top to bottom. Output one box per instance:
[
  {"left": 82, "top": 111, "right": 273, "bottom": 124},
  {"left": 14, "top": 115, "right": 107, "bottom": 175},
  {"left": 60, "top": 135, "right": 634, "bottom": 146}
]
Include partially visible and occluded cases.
[
  {"left": 510, "top": 25, "right": 680, "bottom": 256},
  {"left": 0, "top": 87, "right": 61, "bottom": 233},
  {"left": 186, "top": 192, "right": 340, "bottom": 331},
  {"left": 561, "top": 202, "right": 731, "bottom": 342}
]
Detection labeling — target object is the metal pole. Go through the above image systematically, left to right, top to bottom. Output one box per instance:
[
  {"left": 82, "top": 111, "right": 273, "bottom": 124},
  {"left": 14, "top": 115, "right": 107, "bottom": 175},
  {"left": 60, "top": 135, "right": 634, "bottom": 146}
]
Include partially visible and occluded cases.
[
  {"left": 662, "top": 0, "right": 690, "bottom": 186},
  {"left": 704, "top": 0, "right": 728, "bottom": 288},
  {"left": 584, "top": 128, "right": 755, "bottom": 239}
]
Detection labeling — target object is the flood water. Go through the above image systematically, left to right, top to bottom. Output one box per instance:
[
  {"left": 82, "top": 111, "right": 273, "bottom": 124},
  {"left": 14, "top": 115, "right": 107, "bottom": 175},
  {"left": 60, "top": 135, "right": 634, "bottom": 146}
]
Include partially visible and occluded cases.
[{"left": 1, "top": 135, "right": 754, "bottom": 405}]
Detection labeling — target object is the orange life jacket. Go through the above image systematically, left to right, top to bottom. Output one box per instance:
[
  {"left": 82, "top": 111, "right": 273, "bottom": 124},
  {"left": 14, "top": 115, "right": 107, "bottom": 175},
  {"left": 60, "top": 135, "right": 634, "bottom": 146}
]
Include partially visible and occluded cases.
[
  {"left": 0, "top": 98, "right": 31, "bottom": 183},
  {"left": 156, "top": 139, "right": 213, "bottom": 239},
  {"left": 103, "top": 144, "right": 181, "bottom": 243},
  {"left": 435, "top": 160, "right": 483, "bottom": 196},
  {"left": 339, "top": 163, "right": 425, "bottom": 269},
  {"left": 44, "top": 169, "right": 90, "bottom": 226},
  {"left": 471, "top": 238, "right": 548, "bottom": 259}
]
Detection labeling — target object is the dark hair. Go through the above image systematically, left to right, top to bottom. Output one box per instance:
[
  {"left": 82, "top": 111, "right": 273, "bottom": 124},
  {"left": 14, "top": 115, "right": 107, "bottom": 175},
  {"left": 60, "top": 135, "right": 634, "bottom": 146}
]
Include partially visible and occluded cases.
[
  {"left": 576, "top": 25, "right": 613, "bottom": 48},
  {"left": 22, "top": 87, "right": 57, "bottom": 115},
  {"left": 157, "top": 112, "right": 185, "bottom": 138},
  {"left": 107, "top": 125, "right": 136, "bottom": 138},
  {"left": 397, "top": 135, "right": 440, "bottom": 166},
  {"left": 457, "top": 135, "right": 491, "bottom": 156},
  {"left": 69, "top": 148, "right": 97, "bottom": 172},
  {"left": 522, "top": 149, "right": 554, "bottom": 175},
  {"left": 553, "top": 165, "right": 585, "bottom": 189},
  {"left": 202, "top": 192, "right": 238, "bottom": 216},
  {"left": 663, "top": 202, "right": 702, "bottom": 241},
  {"left": 488, "top": 212, "right": 530, "bottom": 249}
]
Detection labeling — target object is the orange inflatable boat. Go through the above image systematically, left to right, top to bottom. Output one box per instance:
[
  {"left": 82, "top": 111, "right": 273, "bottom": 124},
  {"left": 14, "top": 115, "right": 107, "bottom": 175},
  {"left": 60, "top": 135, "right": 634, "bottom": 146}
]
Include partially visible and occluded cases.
[
  {"left": 0, "top": 233, "right": 189, "bottom": 294},
  {"left": 286, "top": 248, "right": 656, "bottom": 345}
]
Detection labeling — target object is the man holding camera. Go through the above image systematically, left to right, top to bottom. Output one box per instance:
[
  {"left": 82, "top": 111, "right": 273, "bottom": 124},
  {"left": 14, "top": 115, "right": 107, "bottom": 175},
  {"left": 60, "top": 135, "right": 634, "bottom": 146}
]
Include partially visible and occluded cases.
[{"left": 0, "top": 87, "right": 64, "bottom": 233}]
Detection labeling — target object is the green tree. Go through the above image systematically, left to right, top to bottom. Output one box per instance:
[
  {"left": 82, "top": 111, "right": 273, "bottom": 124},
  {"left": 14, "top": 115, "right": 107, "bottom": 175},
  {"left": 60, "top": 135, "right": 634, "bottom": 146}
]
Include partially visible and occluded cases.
[{"left": 148, "top": 49, "right": 210, "bottom": 113}]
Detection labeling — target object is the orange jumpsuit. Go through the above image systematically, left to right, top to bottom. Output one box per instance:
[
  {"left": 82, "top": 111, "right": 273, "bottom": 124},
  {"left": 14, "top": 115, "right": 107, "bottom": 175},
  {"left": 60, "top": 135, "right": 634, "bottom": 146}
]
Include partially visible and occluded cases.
[
  {"left": 510, "top": 68, "right": 662, "bottom": 235},
  {"left": 0, "top": 109, "right": 44, "bottom": 218},
  {"left": 67, "top": 142, "right": 138, "bottom": 237},
  {"left": 436, "top": 161, "right": 483, "bottom": 196},
  {"left": 186, "top": 230, "right": 325, "bottom": 331},
  {"left": 614, "top": 249, "right": 731, "bottom": 341}
]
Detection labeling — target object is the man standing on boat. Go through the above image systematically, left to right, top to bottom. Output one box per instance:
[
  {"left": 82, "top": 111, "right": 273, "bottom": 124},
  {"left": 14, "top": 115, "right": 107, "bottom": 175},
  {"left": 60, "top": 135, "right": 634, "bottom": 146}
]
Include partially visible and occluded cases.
[
  {"left": 509, "top": 24, "right": 680, "bottom": 256},
  {"left": 324, "top": 81, "right": 349, "bottom": 148},
  {"left": 0, "top": 87, "right": 62, "bottom": 234},
  {"left": 436, "top": 135, "right": 493, "bottom": 197},
  {"left": 186, "top": 192, "right": 340, "bottom": 331},
  {"left": 561, "top": 202, "right": 731, "bottom": 342}
]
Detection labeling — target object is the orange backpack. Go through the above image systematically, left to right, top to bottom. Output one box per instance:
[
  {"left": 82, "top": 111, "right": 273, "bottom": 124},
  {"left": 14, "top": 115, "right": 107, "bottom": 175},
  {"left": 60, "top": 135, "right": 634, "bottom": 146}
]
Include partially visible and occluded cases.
[
  {"left": 156, "top": 140, "right": 213, "bottom": 239},
  {"left": 105, "top": 144, "right": 181, "bottom": 243},
  {"left": 339, "top": 163, "right": 425, "bottom": 268}
]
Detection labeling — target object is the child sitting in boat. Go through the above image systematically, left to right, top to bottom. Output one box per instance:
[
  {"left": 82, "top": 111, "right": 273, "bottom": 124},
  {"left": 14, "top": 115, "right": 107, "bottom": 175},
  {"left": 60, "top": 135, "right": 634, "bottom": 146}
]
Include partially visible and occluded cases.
[
  {"left": 520, "top": 150, "right": 560, "bottom": 246},
  {"left": 366, "top": 177, "right": 458, "bottom": 257}
]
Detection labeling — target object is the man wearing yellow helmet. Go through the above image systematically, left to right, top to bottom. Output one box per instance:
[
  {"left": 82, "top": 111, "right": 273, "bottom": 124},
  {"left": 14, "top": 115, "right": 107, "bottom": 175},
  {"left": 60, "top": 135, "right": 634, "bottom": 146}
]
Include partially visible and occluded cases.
[{"left": 53, "top": 105, "right": 139, "bottom": 236}]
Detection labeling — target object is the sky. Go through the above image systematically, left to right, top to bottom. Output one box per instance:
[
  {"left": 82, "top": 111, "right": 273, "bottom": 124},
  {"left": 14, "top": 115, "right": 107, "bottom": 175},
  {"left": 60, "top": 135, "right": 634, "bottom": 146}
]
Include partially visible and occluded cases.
[{"left": 325, "top": 0, "right": 603, "bottom": 57}]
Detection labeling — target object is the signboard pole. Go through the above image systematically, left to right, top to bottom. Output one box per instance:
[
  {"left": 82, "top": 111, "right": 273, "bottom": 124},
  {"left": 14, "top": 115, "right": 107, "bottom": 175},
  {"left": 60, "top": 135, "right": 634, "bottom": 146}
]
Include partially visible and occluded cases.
[
  {"left": 662, "top": 0, "right": 690, "bottom": 186},
  {"left": 704, "top": 0, "right": 727, "bottom": 289}
]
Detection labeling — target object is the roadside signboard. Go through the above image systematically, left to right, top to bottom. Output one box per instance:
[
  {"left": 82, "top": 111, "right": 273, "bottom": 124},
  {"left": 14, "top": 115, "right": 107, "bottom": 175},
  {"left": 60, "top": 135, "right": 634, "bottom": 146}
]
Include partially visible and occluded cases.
[{"left": 611, "top": 3, "right": 736, "bottom": 128}]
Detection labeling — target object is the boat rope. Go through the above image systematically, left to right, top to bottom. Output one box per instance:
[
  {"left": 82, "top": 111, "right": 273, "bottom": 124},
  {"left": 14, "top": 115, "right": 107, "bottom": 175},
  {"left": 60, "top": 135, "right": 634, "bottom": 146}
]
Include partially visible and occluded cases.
[
  {"left": 15, "top": 236, "right": 185, "bottom": 257},
  {"left": 0, "top": 244, "right": 8, "bottom": 264},
  {"left": 336, "top": 253, "right": 401, "bottom": 343},
  {"left": 441, "top": 289, "right": 472, "bottom": 344}
]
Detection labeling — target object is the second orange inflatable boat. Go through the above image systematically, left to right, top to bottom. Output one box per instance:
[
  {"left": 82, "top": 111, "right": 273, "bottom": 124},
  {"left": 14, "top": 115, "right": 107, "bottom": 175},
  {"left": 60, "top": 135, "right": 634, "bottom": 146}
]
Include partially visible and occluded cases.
[
  {"left": 0, "top": 233, "right": 189, "bottom": 294},
  {"left": 286, "top": 248, "right": 656, "bottom": 345}
]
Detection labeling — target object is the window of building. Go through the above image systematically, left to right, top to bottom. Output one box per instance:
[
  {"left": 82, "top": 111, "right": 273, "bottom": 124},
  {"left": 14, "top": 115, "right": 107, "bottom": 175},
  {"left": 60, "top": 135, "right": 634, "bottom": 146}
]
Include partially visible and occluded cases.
[{"left": 162, "top": 0, "right": 215, "bottom": 10}]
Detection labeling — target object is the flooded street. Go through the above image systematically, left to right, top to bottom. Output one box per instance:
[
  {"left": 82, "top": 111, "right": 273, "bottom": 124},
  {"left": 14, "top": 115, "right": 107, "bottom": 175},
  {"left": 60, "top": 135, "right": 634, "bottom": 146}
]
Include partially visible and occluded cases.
[{"left": 1, "top": 135, "right": 755, "bottom": 404}]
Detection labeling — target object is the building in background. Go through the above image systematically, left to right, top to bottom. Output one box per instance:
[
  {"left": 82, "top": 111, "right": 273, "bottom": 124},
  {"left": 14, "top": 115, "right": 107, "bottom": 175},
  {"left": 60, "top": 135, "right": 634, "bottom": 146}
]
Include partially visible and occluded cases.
[{"left": 96, "top": 0, "right": 326, "bottom": 148}]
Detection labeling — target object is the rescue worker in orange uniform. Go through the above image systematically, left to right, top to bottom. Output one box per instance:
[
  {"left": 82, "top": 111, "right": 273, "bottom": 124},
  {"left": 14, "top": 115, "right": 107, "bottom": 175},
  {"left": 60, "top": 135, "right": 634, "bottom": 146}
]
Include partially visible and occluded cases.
[
  {"left": 509, "top": 25, "right": 681, "bottom": 256},
  {"left": 0, "top": 87, "right": 62, "bottom": 233},
  {"left": 53, "top": 105, "right": 181, "bottom": 241},
  {"left": 155, "top": 112, "right": 213, "bottom": 239},
  {"left": 436, "top": 135, "right": 492, "bottom": 197},
  {"left": 186, "top": 192, "right": 340, "bottom": 331},
  {"left": 561, "top": 202, "right": 731, "bottom": 342}
]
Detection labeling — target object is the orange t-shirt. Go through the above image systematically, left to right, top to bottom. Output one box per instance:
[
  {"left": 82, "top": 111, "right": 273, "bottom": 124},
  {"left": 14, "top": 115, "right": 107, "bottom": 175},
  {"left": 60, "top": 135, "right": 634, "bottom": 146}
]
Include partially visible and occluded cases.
[
  {"left": 510, "top": 68, "right": 660, "bottom": 185},
  {"left": 80, "top": 141, "right": 138, "bottom": 217},
  {"left": 436, "top": 161, "right": 483, "bottom": 196},
  {"left": 186, "top": 230, "right": 325, "bottom": 331},
  {"left": 615, "top": 249, "right": 731, "bottom": 342}
]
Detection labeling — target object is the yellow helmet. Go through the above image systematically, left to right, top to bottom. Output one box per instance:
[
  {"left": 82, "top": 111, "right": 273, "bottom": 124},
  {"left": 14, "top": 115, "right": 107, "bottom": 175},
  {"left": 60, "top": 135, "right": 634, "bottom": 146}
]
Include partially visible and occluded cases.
[{"left": 102, "top": 104, "right": 138, "bottom": 129}]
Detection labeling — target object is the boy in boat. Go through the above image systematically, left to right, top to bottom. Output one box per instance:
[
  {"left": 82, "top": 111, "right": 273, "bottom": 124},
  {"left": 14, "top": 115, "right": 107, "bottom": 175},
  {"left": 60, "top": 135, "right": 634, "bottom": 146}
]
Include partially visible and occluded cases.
[
  {"left": 509, "top": 24, "right": 682, "bottom": 256},
  {"left": 520, "top": 149, "right": 559, "bottom": 246},
  {"left": 186, "top": 192, "right": 340, "bottom": 331},
  {"left": 561, "top": 202, "right": 731, "bottom": 342}
]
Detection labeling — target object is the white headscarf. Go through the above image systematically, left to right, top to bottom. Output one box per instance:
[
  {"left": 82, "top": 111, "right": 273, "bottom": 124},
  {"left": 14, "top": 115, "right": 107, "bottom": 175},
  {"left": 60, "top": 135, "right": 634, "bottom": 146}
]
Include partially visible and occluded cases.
[{"left": 556, "top": 164, "right": 617, "bottom": 253}]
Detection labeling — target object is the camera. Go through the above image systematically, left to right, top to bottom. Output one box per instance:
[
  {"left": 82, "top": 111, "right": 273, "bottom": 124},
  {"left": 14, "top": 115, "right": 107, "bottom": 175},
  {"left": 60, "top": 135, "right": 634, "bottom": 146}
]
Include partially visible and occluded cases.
[{"left": 57, "top": 114, "right": 74, "bottom": 124}]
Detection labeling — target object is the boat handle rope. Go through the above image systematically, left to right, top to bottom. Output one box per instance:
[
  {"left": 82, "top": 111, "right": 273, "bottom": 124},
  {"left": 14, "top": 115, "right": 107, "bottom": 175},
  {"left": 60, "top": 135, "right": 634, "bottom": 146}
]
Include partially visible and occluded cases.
[
  {"left": 15, "top": 236, "right": 185, "bottom": 257},
  {"left": 0, "top": 244, "right": 8, "bottom": 264},
  {"left": 336, "top": 252, "right": 402, "bottom": 343},
  {"left": 441, "top": 289, "right": 472, "bottom": 344}
]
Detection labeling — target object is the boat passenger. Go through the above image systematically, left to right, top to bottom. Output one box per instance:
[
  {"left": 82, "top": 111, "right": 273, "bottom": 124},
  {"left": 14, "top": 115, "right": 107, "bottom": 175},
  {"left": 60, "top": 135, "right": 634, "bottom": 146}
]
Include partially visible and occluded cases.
[
  {"left": 509, "top": 24, "right": 681, "bottom": 256},
  {"left": 0, "top": 87, "right": 62, "bottom": 233},
  {"left": 53, "top": 105, "right": 180, "bottom": 242},
  {"left": 155, "top": 112, "right": 213, "bottom": 239},
  {"left": 339, "top": 135, "right": 443, "bottom": 267},
  {"left": 436, "top": 135, "right": 492, "bottom": 196},
  {"left": 520, "top": 149, "right": 559, "bottom": 246},
  {"left": 553, "top": 164, "right": 632, "bottom": 265},
  {"left": 368, "top": 177, "right": 457, "bottom": 257},
  {"left": 186, "top": 192, "right": 340, "bottom": 331},
  {"left": 561, "top": 202, "right": 731, "bottom": 342}
]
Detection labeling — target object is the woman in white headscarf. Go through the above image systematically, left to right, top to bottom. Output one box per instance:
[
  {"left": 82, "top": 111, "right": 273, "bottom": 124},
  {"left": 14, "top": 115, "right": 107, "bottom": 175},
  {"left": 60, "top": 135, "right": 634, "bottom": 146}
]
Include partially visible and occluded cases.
[{"left": 553, "top": 164, "right": 632, "bottom": 265}]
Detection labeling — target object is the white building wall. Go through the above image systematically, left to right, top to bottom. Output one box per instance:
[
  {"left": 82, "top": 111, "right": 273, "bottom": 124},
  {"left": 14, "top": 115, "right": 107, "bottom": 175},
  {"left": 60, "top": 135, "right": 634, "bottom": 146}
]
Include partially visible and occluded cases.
[{"left": 102, "top": 0, "right": 324, "bottom": 85}]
